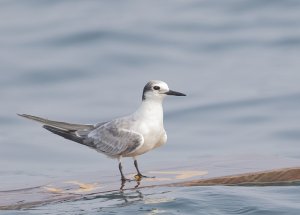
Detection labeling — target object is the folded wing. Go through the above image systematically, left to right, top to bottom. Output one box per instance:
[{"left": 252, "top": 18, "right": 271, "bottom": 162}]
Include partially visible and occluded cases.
[{"left": 88, "top": 123, "right": 144, "bottom": 157}]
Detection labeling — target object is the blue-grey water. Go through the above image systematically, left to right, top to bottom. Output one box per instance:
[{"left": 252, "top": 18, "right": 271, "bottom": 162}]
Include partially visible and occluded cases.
[{"left": 1, "top": 0, "right": 300, "bottom": 214}]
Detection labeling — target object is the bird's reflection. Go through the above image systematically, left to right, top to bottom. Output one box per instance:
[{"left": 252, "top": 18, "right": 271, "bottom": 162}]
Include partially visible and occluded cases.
[
  {"left": 75, "top": 177, "right": 173, "bottom": 213},
  {"left": 120, "top": 177, "right": 142, "bottom": 190},
  {"left": 82, "top": 182, "right": 145, "bottom": 208}
]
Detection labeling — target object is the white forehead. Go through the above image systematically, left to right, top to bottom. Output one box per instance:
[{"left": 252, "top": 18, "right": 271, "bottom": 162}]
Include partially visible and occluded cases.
[{"left": 149, "top": 80, "right": 169, "bottom": 90}]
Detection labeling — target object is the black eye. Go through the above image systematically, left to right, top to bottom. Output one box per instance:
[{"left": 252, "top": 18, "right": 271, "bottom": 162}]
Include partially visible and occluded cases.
[{"left": 153, "top": 86, "right": 160, "bottom": 90}]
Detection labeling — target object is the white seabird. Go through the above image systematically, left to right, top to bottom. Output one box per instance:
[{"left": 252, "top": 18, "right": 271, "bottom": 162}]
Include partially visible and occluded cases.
[{"left": 18, "top": 80, "right": 186, "bottom": 181}]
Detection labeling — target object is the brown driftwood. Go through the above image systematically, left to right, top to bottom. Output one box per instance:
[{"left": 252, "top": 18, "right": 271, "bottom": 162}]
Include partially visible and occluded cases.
[{"left": 168, "top": 167, "right": 300, "bottom": 187}]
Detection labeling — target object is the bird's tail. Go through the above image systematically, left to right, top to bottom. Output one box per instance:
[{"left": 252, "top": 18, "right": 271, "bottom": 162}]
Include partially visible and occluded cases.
[
  {"left": 17, "top": 114, "right": 94, "bottom": 131},
  {"left": 18, "top": 114, "right": 95, "bottom": 148},
  {"left": 43, "top": 125, "right": 84, "bottom": 144}
]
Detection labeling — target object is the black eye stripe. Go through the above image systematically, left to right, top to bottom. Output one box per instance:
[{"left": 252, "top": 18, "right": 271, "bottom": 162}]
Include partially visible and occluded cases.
[{"left": 153, "top": 86, "right": 160, "bottom": 90}]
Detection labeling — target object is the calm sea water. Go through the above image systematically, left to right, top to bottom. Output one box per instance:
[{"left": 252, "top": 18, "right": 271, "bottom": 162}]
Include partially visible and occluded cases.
[{"left": 1, "top": 0, "right": 300, "bottom": 214}]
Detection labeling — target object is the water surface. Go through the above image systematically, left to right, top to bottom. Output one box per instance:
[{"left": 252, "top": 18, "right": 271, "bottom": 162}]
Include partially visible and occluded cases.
[{"left": 1, "top": 0, "right": 300, "bottom": 214}]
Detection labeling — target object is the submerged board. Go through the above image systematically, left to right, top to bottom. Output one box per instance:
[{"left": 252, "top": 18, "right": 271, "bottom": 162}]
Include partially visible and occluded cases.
[{"left": 1, "top": 156, "right": 300, "bottom": 210}]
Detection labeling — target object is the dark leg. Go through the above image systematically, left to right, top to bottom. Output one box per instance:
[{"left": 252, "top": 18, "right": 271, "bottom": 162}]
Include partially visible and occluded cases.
[
  {"left": 133, "top": 159, "right": 154, "bottom": 179},
  {"left": 118, "top": 161, "right": 131, "bottom": 182},
  {"left": 119, "top": 162, "right": 125, "bottom": 180},
  {"left": 120, "top": 179, "right": 126, "bottom": 190}
]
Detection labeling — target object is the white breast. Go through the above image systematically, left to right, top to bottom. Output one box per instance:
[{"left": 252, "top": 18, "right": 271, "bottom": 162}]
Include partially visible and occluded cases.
[{"left": 125, "top": 100, "right": 167, "bottom": 157}]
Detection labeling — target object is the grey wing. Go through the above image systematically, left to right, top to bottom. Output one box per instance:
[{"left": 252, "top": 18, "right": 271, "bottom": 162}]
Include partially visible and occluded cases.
[{"left": 87, "top": 125, "right": 144, "bottom": 157}]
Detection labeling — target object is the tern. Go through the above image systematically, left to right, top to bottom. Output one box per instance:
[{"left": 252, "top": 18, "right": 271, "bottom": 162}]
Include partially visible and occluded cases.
[{"left": 18, "top": 80, "right": 186, "bottom": 181}]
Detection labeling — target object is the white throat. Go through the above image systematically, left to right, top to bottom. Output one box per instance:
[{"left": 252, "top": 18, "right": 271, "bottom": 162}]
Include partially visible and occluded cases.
[{"left": 134, "top": 99, "right": 164, "bottom": 122}]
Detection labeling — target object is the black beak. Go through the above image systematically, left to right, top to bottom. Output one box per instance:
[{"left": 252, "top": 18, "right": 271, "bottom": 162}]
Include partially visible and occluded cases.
[{"left": 165, "top": 90, "right": 186, "bottom": 96}]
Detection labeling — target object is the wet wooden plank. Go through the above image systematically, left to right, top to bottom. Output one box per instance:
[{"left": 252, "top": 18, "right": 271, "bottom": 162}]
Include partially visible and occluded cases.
[{"left": 168, "top": 167, "right": 300, "bottom": 187}]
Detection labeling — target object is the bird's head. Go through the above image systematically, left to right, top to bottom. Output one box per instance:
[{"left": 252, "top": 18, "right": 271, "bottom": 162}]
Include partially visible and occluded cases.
[{"left": 142, "top": 80, "right": 186, "bottom": 101}]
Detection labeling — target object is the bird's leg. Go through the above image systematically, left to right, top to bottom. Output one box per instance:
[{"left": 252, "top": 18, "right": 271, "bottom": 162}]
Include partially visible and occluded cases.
[
  {"left": 118, "top": 157, "right": 131, "bottom": 182},
  {"left": 133, "top": 158, "right": 155, "bottom": 180},
  {"left": 119, "top": 162, "right": 126, "bottom": 181},
  {"left": 120, "top": 179, "right": 126, "bottom": 190},
  {"left": 134, "top": 180, "right": 142, "bottom": 189}
]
